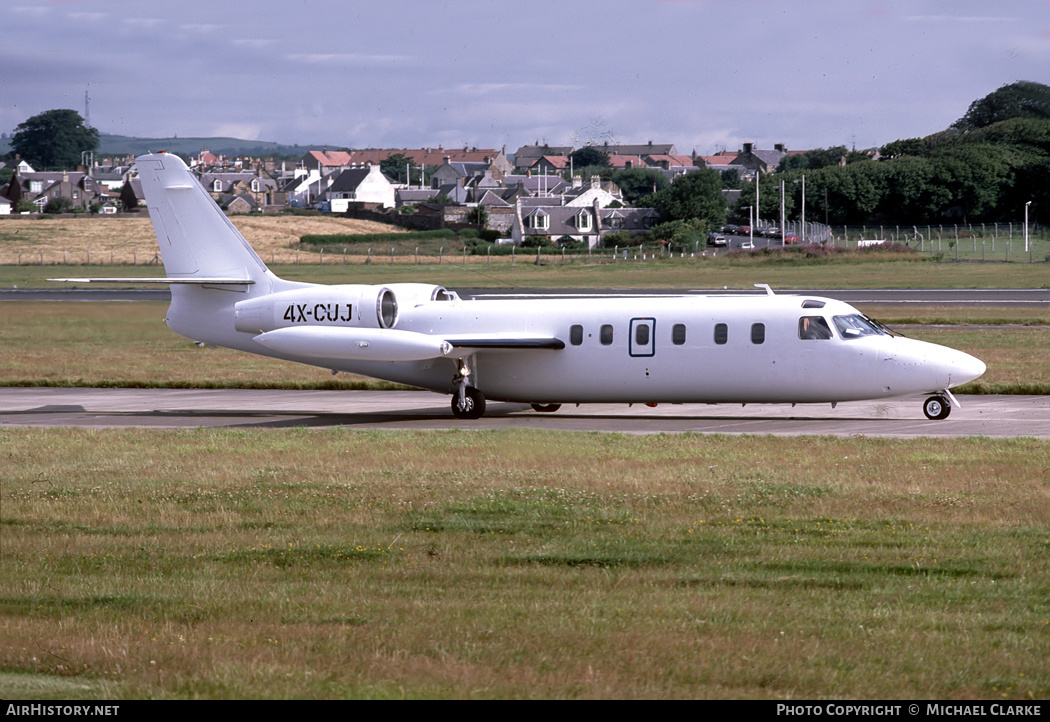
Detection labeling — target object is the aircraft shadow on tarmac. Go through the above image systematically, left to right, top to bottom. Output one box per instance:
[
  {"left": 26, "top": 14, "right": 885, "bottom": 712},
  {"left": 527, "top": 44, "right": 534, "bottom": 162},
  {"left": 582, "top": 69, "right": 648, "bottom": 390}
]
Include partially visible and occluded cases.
[{"left": 4, "top": 402, "right": 919, "bottom": 429}]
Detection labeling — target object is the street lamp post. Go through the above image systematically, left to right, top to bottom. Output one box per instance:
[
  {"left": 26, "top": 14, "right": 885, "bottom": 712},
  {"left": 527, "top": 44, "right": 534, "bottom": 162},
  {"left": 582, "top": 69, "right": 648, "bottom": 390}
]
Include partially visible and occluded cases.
[
  {"left": 793, "top": 175, "right": 806, "bottom": 244},
  {"left": 780, "top": 180, "right": 786, "bottom": 247},
  {"left": 1024, "top": 201, "right": 1031, "bottom": 253}
]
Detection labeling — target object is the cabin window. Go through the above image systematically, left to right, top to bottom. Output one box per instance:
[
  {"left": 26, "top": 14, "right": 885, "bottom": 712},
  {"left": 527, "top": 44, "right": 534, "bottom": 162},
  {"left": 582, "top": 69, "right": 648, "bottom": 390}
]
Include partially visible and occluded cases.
[
  {"left": 799, "top": 316, "right": 833, "bottom": 340},
  {"left": 635, "top": 323, "right": 650, "bottom": 346},
  {"left": 714, "top": 323, "right": 728, "bottom": 345},
  {"left": 751, "top": 323, "right": 765, "bottom": 344},
  {"left": 570, "top": 324, "right": 584, "bottom": 346},
  {"left": 600, "top": 324, "right": 614, "bottom": 346},
  {"left": 672, "top": 324, "right": 686, "bottom": 345}
]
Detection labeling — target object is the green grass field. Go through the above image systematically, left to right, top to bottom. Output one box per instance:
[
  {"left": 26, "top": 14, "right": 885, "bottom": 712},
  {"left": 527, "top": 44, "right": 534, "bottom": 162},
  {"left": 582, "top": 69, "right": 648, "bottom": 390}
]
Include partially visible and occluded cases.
[
  {"left": 1, "top": 253, "right": 1048, "bottom": 699},
  {"left": 2, "top": 429, "right": 1047, "bottom": 699}
]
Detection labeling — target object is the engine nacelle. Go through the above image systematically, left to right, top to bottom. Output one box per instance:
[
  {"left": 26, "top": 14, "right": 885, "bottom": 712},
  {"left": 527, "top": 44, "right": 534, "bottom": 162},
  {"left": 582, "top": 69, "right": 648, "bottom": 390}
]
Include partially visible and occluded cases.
[{"left": 233, "top": 283, "right": 453, "bottom": 334}]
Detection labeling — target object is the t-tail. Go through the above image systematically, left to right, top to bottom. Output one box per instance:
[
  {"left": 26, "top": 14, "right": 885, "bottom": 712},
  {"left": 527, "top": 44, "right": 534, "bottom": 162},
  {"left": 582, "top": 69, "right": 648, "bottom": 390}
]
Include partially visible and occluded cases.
[{"left": 136, "top": 152, "right": 273, "bottom": 286}]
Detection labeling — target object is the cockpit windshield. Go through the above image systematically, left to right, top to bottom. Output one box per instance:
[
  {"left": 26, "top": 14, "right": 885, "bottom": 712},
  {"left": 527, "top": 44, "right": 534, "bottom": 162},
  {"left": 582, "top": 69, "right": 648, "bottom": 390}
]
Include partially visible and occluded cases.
[{"left": 833, "top": 314, "right": 890, "bottom": 340}]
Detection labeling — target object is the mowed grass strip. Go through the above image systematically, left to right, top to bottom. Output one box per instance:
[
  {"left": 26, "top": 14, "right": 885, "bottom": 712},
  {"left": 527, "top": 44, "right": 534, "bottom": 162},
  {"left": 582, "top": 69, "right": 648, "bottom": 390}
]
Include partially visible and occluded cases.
[
  {"left": 0, "top": 301, "right": 1046, "bottom": 391},
  {"left": 1, "top": 428, "right": 1047, "bottom": 699}
]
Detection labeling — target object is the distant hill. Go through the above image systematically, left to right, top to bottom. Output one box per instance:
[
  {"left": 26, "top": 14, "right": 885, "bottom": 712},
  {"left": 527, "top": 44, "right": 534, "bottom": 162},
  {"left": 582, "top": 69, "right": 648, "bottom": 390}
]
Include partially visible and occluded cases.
[
  {"left": 0, "top": 133, "right": 333, "bottom": 161},
  {"left": 94, "top": 134, "right": 326, "bottom": 159}
]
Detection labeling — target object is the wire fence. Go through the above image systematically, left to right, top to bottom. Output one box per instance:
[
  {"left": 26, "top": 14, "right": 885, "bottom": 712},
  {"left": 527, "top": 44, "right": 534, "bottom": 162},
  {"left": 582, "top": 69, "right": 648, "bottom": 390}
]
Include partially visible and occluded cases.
[{"left": 2, "top": 222, "right": 1046, "bottom": 266}]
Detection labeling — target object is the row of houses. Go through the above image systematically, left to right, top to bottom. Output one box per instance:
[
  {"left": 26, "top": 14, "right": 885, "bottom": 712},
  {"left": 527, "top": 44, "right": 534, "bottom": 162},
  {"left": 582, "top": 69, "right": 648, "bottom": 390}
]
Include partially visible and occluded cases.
[{"left": 0, "top": 141, "right": 798, "bottom": 247}]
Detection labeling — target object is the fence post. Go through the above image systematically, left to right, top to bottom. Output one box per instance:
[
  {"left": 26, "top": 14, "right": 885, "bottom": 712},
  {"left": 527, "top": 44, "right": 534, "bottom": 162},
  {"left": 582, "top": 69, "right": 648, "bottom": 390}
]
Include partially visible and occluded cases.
[
  {"left": 391, "top": 247, "right": 395, "bottom": 264},
  {"left": 319, "top": 248, "right": 323, "bottom": 265}
]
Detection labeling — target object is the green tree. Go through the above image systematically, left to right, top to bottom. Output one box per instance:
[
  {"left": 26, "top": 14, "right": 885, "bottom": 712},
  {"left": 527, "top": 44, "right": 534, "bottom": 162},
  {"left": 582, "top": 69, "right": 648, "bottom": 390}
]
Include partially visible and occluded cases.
[
  {"left": 952, "top": 81, "right": 1050, "bottom": 132},
  {"left": 11, "top": 109, "right": 99, "bottom": 170},
  {"left": 880, "top": 138, "right": 929, "bottom": 159},
  {"left": 570, "top": 146, "right": 610, "bottom": 169},
  {"left": 380, "top": 153, "right": 413, "bottom": 184},
  {"left": 610, "top": 167, "right": 667, "bottom": 204},
  {"left": 649, "top": 169, "right": 725, "bottom": 228},
  {"left": 466, "top": 204, "right": 489, "bottom": 228},
  {"left": 648, "top": 218, "right": 707, "bottom": 253}
]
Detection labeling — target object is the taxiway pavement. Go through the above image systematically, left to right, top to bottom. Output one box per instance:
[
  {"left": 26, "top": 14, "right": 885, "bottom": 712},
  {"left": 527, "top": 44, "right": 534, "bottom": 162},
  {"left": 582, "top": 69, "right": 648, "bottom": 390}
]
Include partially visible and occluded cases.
[{"left": 2, "top": 388, "right": 1047, "bottom": 438}]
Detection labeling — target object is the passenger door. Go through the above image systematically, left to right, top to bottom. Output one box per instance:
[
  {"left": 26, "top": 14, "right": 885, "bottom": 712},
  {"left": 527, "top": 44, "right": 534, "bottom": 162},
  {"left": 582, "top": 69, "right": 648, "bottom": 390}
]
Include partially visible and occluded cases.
[{"left": 629, "top": 317, "right": 656, "bottom": 357}]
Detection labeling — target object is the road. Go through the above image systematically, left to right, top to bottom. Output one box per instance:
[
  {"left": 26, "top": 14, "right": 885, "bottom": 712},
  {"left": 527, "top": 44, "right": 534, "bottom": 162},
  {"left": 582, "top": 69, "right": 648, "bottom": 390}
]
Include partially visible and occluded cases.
[{"left": 2, "top": 388, "right": 1048, "bottom": 438}]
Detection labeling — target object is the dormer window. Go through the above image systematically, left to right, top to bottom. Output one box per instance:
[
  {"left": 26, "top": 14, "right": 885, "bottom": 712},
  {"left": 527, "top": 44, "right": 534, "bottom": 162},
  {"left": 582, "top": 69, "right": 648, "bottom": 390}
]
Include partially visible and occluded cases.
[
  {"left": 251, "top": 179, "right": 261, "bottom": 193},
  {"left": 212, "top": 180, "right": 222, "bottom": 192},
  {"left": 528, "top": 210, "right": 549, "bottom": 230},
  {"left": 575, "top": 211, "right": 592, "bottom": 231}
]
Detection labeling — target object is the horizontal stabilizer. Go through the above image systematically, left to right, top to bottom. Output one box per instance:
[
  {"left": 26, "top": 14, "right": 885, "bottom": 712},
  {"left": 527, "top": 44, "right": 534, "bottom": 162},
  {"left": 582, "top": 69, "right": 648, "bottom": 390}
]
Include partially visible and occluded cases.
[{"left": 48, "top": 277, "right": 254, "bottom": 285}]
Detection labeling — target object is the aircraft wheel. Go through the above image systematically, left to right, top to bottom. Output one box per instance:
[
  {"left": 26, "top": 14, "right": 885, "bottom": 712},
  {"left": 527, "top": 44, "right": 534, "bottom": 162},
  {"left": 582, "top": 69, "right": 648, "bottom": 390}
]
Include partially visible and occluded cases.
[
  {"left": 451, "top": 387, "right": 486, "bottom": 419},
  {"left": 923, "top": 395, "right": 951, "bottom": 420},
  {"left": 530, "top": 403, "right": 562, "bottom": 413}
]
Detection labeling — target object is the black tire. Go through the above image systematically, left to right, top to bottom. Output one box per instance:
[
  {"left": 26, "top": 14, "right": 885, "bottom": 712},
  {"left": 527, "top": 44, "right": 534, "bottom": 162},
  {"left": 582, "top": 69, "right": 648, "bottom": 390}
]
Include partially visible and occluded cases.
[
  {"left": 451, "top": 387, "right": 486, "bottom": 419},
  {"left": 923, "top": 396, "right": 951, "bottom": 420},
  {"left": 530, "top": 403, "right": 562, "bottom": 413}
]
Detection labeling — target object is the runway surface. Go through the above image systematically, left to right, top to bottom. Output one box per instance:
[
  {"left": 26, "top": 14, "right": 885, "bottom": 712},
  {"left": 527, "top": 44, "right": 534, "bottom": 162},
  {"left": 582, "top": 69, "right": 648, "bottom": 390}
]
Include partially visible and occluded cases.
[{"left": 2, "top": 388, "right": 1048, "bottom": 438}]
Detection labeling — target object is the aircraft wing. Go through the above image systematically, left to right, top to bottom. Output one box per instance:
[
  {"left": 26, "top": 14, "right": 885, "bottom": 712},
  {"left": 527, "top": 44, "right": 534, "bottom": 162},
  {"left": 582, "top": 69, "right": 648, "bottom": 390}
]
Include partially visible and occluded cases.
[{"left": 441, "top": 333, "right": 565, "bottom": 350}]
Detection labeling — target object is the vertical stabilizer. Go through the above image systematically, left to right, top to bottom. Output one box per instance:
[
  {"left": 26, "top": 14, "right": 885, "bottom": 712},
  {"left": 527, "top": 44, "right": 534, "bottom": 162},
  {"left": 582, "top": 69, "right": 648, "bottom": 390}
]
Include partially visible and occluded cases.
[{"left": 136, "top": 152, "right": 269, "bottom": 282}]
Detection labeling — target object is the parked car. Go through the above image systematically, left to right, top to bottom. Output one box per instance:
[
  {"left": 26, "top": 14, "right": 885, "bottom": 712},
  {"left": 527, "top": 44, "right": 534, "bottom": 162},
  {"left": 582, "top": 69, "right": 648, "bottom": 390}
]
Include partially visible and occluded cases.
[
  {"left": 737, "top": 226, "right": 751, "bottom": 236},
  {"left": 782, "top": 232, "right": 799, "bottom": 244},
  {"left": 707, "top": 233, "right": 727, "bottom": 247},
  {"left": 739, "top": 239, "right": 754, "bottom": 250}
]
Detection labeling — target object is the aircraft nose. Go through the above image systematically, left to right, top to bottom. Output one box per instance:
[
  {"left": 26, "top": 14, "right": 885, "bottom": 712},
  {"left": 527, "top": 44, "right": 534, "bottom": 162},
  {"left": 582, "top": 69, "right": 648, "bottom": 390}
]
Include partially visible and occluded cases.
[{"left": 950, "top": 349, "right": 986, "bottom": 386}]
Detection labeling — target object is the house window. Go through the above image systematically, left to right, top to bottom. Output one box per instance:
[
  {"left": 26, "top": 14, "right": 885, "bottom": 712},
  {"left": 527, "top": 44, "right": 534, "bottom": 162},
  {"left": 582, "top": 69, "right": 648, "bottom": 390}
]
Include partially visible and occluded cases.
[
  {"left": 251, "top": 179, "right": 261, "bottom": 193},
  {"left": 213, "top": 180, "right": 222, "bottom": 192},
  {"left": 528, "top": 211, "right": 549, "bottom": 230},
  {"left": 576, "top": 212, "right": 591, "bottom": 231},
  {"left": 607, "top": 216, "right": 623, "bottom": 229},
  {"left": 714, "top": 323, "right": 728, "bottom": 345},
  {"left": 600, "top": 324, "right": 614, "bottom": 346},
  {"left": 672, "top": 324, "right": 686, "bottom": 345},
  {"left": 570, "top": 325, "right": 583, "bottom": 346}
]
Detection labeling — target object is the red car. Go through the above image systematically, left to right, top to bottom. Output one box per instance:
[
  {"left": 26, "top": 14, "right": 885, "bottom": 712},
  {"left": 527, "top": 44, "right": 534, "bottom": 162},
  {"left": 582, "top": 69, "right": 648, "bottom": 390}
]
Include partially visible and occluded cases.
[{"left": 783, "top": 232, "right": 799, "bottom": 244}]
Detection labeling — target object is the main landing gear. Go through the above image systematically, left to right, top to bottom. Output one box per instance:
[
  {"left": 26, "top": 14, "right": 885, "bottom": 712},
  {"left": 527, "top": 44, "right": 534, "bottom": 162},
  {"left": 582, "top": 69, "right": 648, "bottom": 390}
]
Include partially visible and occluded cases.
[
  {"left": 450, "top": 357, "right": 486, "bottom": 419},
  {"left": 923, "top": 395, "right": 952, "bottom": 420}
]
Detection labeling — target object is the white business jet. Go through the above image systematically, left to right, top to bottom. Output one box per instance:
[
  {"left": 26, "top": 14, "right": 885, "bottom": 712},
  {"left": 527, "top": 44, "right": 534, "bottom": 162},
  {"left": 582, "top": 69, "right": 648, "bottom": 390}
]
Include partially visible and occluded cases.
[{"left": 53, "top": 152, "right": 985, "bottom": 420}]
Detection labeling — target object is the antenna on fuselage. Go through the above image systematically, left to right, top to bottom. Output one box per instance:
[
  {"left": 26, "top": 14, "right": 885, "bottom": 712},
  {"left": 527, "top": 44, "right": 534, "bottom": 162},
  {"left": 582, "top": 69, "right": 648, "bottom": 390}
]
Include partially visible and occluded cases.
[{"left": 755, "top": 283, "right": 775, "bottom": 296}]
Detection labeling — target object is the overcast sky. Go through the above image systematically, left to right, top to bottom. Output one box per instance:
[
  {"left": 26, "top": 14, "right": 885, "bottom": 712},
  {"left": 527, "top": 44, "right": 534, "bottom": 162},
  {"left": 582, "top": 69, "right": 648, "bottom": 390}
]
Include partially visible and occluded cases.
[{"left": 4, "top": 0, "right": 1048, "bottom": 156}]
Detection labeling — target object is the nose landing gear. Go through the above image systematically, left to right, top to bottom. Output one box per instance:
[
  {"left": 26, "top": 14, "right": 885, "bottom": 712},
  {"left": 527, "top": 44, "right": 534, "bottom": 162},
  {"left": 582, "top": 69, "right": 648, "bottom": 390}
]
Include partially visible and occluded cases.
[{"left": 923, "top": 395, "right": 952, "bottom": 420}]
